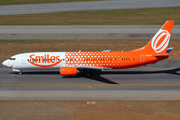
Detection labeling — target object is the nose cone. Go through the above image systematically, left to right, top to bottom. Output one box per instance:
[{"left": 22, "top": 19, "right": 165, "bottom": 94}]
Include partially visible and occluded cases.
[
  {"left": 2, "top": 60, "right": 10, "bottom": 68},
  {"left": 2, "top": 61, "right": 7, "bottom": 67}
]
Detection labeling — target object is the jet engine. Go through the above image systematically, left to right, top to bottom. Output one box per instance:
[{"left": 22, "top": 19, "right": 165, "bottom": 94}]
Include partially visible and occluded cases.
[{"left": 60, "top": 67, "right": 77, "bottom": 75}]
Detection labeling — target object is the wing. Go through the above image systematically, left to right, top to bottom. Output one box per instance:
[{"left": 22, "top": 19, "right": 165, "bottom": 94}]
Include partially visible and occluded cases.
[{"left": 65, "top": 65, "right": 112, "bottom": 70}]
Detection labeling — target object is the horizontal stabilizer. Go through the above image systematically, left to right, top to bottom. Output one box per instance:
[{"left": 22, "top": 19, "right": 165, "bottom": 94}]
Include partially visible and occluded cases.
[
  {"left": 154, "top": 47, "right": 173, "bottom": 57},
  {"left": 166, "top": 47, "right": 173, "bottom": 53},
  {"left": 154, "top": 54, "right": 170, "bottom": 57}
]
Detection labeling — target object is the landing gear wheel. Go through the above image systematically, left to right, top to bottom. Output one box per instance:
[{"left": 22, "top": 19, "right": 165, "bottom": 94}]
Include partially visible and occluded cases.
[
  {"left": 86, "top": 69, "right": 91, "bottom": 77},
  {"left": 19, "top": 71, "right": 22, "bottom": 75},
  {"left": 87, "top": 73, "right": 90, "bottom": 77}
]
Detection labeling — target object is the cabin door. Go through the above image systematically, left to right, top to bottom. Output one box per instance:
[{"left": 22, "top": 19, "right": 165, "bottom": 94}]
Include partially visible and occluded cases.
[
  {"left": 140, "top": 54, "right": 145, "bottom": 64},
  {"left": 21, "top": 55, "right": 26, "bottom": 65}
]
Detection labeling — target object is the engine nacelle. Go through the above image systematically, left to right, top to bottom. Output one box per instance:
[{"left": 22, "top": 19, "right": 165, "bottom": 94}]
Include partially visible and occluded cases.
[{"left": 60, "top": 67, "right": 77, "bottom": 76}]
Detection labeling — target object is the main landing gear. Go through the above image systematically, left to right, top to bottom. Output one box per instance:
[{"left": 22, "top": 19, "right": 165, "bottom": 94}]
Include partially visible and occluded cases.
[{"left": 86, "top": 70, "right": 101, "bottom": 77}]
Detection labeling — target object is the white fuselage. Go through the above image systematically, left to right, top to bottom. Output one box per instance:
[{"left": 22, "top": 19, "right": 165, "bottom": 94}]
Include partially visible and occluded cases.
[{"left": 2, "top": 52, "right": 66, "bottom": 70}]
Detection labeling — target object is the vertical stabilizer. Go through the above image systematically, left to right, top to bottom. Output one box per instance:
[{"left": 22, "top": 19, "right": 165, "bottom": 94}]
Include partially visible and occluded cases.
[{"left": 140, "top": 20, "right": 174, "bottom": 54}]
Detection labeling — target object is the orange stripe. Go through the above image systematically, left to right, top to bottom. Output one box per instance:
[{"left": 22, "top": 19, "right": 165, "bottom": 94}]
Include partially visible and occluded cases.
[{"left": 9, "top": 64, "right": 13, "bottom": 68}]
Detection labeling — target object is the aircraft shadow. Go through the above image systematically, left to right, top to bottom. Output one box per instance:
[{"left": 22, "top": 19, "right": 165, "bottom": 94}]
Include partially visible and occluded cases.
[
  {"left": 63, "top": 68, "right": 180, "bottom": 84},
  {"left": 101, "top": 68, "right": 180, "bottom": 76},
  {"left": 62, "top": 74, "right": 119, "bottom": 84},
  {"left": 85, "top": 75, "right": 119, "bottom": 84}
]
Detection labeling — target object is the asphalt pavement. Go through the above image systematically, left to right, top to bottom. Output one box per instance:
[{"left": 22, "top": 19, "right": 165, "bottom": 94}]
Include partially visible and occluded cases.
[
  {"left": 0, "top": 0, "right": 180, "bottom": 15},
  {"left": 0, "top": 25, "right": 180, "bottom": 39},
  {"left": 1, "top": 61, "right": 180, "bottom": 100}
]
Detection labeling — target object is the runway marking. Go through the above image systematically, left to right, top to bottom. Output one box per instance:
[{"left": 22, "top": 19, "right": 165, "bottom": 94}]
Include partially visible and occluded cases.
[{"left": 1, "top": 84, "right": 180, "bottom": 86}]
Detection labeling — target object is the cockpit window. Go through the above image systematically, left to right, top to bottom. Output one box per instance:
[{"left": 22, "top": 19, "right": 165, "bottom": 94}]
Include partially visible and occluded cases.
[{"left": 9, "top": 58, "right": 16, "bottom": 60}]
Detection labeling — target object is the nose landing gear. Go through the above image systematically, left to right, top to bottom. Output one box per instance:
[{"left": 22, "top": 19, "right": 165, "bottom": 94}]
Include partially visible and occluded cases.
[
  {"left": 12, "top": 69, "right": 22, "bottom": 75},
  {"left": 19, "top": 71, "right": 23, "bottom": 75}
]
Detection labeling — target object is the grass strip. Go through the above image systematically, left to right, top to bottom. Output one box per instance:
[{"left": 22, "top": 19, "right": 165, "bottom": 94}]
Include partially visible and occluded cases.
[
  {"left": 0, "top": 0, "right": 100, "bottom": 5},
  {"left": 0, "top": 7, "right": 180, "bottom": 25},
  {"left": 0, "top": 39, "right": 179, "bottom": 61},
  {"left": 0, "top": 100, "right": 180, "bottom": 120}
]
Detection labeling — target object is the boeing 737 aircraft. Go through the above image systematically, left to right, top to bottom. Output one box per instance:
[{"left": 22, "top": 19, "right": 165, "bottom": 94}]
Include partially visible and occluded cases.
[{"left": 2, "top": 20, "right": 174, "bottom": 76}]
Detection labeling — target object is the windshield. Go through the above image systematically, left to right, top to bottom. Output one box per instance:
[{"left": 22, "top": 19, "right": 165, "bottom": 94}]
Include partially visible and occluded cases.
[{"left": 9, "top": 58, "right": 16, "bottom": 60}]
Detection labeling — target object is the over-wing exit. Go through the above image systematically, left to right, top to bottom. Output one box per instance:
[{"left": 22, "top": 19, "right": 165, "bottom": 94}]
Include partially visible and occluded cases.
[{"left": 2, "top": 20, "right": 174, "bottom": 76}]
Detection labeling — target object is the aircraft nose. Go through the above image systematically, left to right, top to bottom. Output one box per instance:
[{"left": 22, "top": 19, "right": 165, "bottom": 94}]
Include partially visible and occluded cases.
[{"left": 2, "top": 60, "right": 9, "bottom": 67}]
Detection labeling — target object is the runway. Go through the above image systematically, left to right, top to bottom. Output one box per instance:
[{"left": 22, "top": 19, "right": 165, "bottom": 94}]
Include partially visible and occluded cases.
[
  {"left": 0, "top": 0, "right": 180, "bottom": 15},
  {"left": 1, "top": 25, "right": 180, "bottom": 39},
  {"left": 1, "top": 61, "right": 180, "bottom": 100}
]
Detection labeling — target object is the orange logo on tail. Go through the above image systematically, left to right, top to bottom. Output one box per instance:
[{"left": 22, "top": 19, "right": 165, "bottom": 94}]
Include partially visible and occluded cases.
[{"left": 28, "top": 54, "right": 62, "bottom": 67}]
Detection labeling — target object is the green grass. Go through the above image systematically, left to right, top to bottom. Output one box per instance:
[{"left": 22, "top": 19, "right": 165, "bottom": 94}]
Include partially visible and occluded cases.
[
  {"left": 0, "top": 0, "right": 100, "bottom": 5},
  {"left": 0, "top": 7, "right": 179, "bottom": 25},
  {"left": 0, "top": 39, "right": 179, "bottom": 61}
]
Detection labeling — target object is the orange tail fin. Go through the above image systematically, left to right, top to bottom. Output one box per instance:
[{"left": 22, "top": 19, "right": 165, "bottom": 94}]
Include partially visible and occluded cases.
[{"left": 135, "top": 20, "right": 174, "bottom": 54}]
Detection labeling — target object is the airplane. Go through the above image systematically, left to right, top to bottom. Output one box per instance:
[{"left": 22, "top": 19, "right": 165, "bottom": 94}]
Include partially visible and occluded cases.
[{"left": 2, "top": 20, "right": 174, "bottom": 76}]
